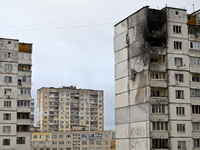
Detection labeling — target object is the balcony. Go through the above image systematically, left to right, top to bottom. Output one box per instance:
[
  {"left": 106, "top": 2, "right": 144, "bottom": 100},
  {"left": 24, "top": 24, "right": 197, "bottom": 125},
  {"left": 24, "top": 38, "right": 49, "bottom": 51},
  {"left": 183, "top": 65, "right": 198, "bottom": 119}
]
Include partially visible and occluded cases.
[
  {"left": 149, "top": 46, "right": 167, "bottom": 55},
  {"left": 150, "top": 63, "right": 166, "bottom": 72},
  {"left": 190, "top": 65, "right": 200, "bottom": 73},
  {"left": 149, "top": 80, "right": 167, "bottom": 88},
  {"left": 190, "top": 82, "right": 200, "bottom": 89},
  {"left": 150, "top": 97, "right": 168, "bottom": 104},
  {"left": 90, "top": 104, "right": 98, "bottom": 108},
  {"left": 17, "top": 107, "right": 31, "bottom": 113},
  {"left": 150, "top": 114, "right": 168, "bottom": 122},
  {"left": 192, "top": 114, "right": 200, "bottom": 122},
  {"left": 17, "top": 119, "right": 31, "bottom": 125},
  {"left": 151, "top": 131, "right": 168, "bottom": 138},
  {"left": 192, "top": 131, "right": 200, "bottom": 138}
]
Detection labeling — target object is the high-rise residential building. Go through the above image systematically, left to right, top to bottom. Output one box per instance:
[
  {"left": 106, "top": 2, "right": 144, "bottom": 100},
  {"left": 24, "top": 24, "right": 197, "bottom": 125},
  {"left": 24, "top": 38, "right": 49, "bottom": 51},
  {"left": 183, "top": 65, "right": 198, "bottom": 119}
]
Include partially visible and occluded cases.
[
  {"left": 114, "top": 6, "right": 200, "bottom": 150},
  {"left": 0, "top": 38, "right": 32, "bottom": 149},
  {"left": 37, "top": 86, "right": 103, "bottom": 132},
  {"left": 30, "top": 99, "right": 35, "bottom": 127}
]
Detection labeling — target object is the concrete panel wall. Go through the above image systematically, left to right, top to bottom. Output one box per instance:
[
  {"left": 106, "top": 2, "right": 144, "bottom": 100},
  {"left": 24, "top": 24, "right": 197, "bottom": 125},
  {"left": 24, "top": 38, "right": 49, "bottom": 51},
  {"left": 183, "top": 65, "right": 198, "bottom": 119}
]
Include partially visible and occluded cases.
[
  {"left": 115, "top": 48, "right": 128, "bottom": 64},
  {"left": 115, "top": 92, "right": 128, "bottom": 108}
]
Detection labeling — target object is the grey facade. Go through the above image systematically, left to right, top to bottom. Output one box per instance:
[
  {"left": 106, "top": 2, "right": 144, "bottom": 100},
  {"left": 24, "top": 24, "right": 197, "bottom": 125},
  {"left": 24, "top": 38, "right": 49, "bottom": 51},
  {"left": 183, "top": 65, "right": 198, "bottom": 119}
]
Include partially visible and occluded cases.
[
  {"left": 114, "top": 6, "right": 200, "bottom": 150},
  {"left": 0, "top": 38, "right": 32, "bottom": 150}
]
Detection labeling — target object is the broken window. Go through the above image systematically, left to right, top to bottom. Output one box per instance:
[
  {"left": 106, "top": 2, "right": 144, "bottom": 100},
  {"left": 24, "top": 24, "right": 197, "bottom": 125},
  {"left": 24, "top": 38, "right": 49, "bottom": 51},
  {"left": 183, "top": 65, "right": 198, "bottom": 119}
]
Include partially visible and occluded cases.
[
  {"left": 173, "top": 25, "right": 181, "bottom": 33},
  {"left": 174, "top": 41, "right": 182, "bottom": 49},
  {"left": 190, "top": 41, "right": 200, "bottom": 49},
  {"left": 5, "top": 52, "right": 12, "bottom": 58},
  {"left": 18, "top": 52, "right": 31, "bottom": 60},
  {"left": 150, "top": 54, "right": 165, "bottom": 63},
  {"left": 190, "top": 57, "right": 200, "bottom": 65},
  {"left": 175, "top": 58, "right": 183, "bottom": 66},
  {"left": 18, "top": 64, "right": 31, "bottom": 71},
  {"left": 150, "top": 72, "right": 166, "bottom": 80},
  {"left": 191, "top": 73, "right": 200, "bottom": 82},
  {"left": 175, "top": 74, "right": 183, "bottom": 82},
  {"left": 18, "top": 76, "right": 31, "bottom": 83},
  {"left": 151, "top": 88, "right": 167, "bottom": 97},
  {"left": 4, "top": 89, "right": 11, "bottom": 95},
  {"left": 190, "top": 89, "right": 200, "bottom": 97},
  {"left": 176, "top": 90, "right": 184, "bottom": 99},
  {"left": 17, "top": 100, "right": 30, "bottom": 106},
  {"left": 152, "top": 105, "right": 166, "bottom": 114},
  {"left": 192, "top": 105, "right": 200, "bottom": 114},
  {"left": 176, "top": 107, "right": 185, "bottom": 115},
  {"left": 3, "top": 113, "right": 11, "bottom": 120},
  {"left": 17, "top": 113, "right": 30, "bottom": 119},
  {"left": 152, "top": 122, "right": 168, "bottom": 131},
  {"left": 193, "top": 123, "right": 200, "bottom": 131},
  {"left": 177, "top": 124, "right": 185, "bottom": 132},
  {"left": 17, "top": 125, "right": 29, "bottom": 132},
  {"left": 152, "top": 139, "right": 168, "bottom": 148},
  {"left": 194, "top": 139, "right": 200, "bottom": 148},
  {"left": 178, "top": 141, "right": 186, "bottom": 149}
]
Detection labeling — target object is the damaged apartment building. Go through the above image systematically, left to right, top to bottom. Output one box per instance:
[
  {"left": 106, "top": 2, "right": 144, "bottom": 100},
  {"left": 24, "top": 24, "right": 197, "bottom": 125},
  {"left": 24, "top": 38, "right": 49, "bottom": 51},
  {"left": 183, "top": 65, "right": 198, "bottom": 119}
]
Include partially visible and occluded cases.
[{"left": 114, "top": 6, "right": 200, "bottom": 150}]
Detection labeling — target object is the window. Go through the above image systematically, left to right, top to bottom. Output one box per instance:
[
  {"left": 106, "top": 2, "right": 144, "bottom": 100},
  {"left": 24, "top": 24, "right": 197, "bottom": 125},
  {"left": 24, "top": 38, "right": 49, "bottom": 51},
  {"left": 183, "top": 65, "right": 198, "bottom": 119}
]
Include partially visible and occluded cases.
[
  {"left": 173, "top": 25, "right": 181, "bottom": 33},
  {"left": 174, "top": 41, "right": 182, "bottom": 49},
  {"left": 190, "top": 41, "right": 200, "bottom": 50},
  {"left": 5, "top": 52, "right": 12, "bottom": 58},
  {"left": 18, "top": 52, "right": 31, "bottom": 60},
  {"left": 150, "top": 54, "right": 165, "bottom": 63},
  {"left": 190, "top": 57, "right": 200, "bottom": 65},
  {"left": 175, "top": 58, "right": 183, "bottom": 66},
  {"left": 5, "top": 64, "right": 12, "bottom": 71},
  {"left": 18, "top": 64, "right": 31, "bottom": 71},
  {"left": 150, "top": 72, "right": 166, "bottom": 80},
  {"left": 191, "top": 73, "right": 200, "bottom": 82},
  {"left": 175, "top": 74, "right": 183, "bottom": 82},
  {"left": 4, "top": 76, "right": 12, "bottom": 83},
  {"left": 18, "top": 76, "right": 31, "bottom": 83},
  {"left": 18, "top": 88, "right": 31, "bottom": 95},
  {"left": 151, "top": 88, "right": 167, "bottom": 97},
  {"left": 4, "top": 89, "right": 11, "bottom": 95},
  {"left": 190, "top": 89, "right": 200, "bottom": 97},
  {"left": 176, "top": 90, "right": 184, "bottom": 99},
  {"left": 17, "top": 100, "right": 30, "bottom": 107},
  {"left": 4, "top": 101, "right": 11, "bottom": 107},
  {"left": 192, "top": 105, "right": 200, "bottom": 114},
  {"left": 176, "top": 107, "right": 185, "bottom": 115},
  {"left": 3, "top": 113, "right": 11, "bottom": 120},
  {"left": 152, "top": 122, "right": 168, "bottom": 131},
  {"left": 193, "top": 122, "right": 200, "bottom": 131},
  {"left": 177, "top": 124, "right": 185, "bottom": 132},
  {"left": 3, "top": 126, "right": 10, "bottom": 133},
  {"left": 33, "top": 135, "right": 37, "bottom": 139},
  {"left": 40, "top": 135, "right": 44, "bottom": 139},
  {"left": 46, "top": 135, "right": 50, "bottom": 139},
  {"left": 59, "top": 135, "right": 64, "bottom": 138},
  {"left": 17, "top": 137, "right": 25, "bottom": 144},
  {"left": 3, "top": 139, "right": 10, "bottom": 145},
  {"left": 152, "top": 139, "right": 168, "bottom": 148},
  {"left": 194, "top": 139, "right": 200, "bottom": 148},
  {"left": 52, "top": 141, "right": 57, "bottom": 145},
  {"left": 59, "top": 141, "right": 64, "bottom": 144},
  {"left": 66, "top": 141, "right": 71, "bottom": 145},
  {"left": 82, "top": 141, "right": 87, "bottom": 145},
  {"left": 89, "top": 141, "right": 94, "bottom": 145},
  {"left": 97, "top": 141, "right": 101, "bottom": 145},
  {"left": 178, "top": 141, "right": 186, "bottom": 149},
  {"left": 33, "top": 142, "right": 37, "bottom": 145},
  {"left": 40, "top": 148, "right": 44, "bottom": 150},
  {"left": 52, "top": 148, "right": 57, "bottom": 150},
  {"left": 66, "top": 148, "right": 71, "bottom": 150},
  {"left": 82, "top": 148, "right": 87, "bottom": 150},
  {"left": 97, "top": 148, "right": 101, "bottom": 150}
]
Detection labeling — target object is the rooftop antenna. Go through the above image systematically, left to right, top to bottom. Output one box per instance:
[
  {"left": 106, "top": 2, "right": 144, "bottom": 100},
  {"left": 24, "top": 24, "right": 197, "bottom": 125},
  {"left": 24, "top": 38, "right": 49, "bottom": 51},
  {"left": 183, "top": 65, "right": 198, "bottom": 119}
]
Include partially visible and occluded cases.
[{"left": 193, "top": 4, "right": 195, "bottom": 12}]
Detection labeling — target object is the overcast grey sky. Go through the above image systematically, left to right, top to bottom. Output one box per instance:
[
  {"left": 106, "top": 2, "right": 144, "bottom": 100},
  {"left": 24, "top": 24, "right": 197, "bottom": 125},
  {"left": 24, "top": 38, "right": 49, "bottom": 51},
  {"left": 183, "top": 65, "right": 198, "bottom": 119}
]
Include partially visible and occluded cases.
[{"left": 0, "top": 0, "right": 199, "bottom": 130}]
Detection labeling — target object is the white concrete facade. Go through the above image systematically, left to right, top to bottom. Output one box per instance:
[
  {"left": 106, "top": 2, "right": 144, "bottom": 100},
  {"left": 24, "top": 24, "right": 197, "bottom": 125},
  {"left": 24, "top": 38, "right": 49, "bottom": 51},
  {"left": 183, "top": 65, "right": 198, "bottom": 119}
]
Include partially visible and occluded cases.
[{"left": 114, "top": 6, "right": 200, "bottom": 150}]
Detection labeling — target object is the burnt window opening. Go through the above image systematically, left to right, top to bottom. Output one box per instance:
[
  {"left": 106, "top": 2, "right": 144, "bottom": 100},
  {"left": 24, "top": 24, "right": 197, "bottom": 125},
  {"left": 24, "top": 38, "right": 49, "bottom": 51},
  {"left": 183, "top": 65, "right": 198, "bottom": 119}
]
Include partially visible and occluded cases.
[
  {"left": 149, "top": 38, "right": 166, "bottom": 47},
  {"left": 174, "top": 41, "right": 182, "bottom": 49},
  {"left": 150, "top": 54, "right": 165, "bottom": 63},
  {"left": 151, "top": 88, "right": 167, "bottom": 97},
  {"left": 152, "top": 139, "right": 168, "bottom": 148}
]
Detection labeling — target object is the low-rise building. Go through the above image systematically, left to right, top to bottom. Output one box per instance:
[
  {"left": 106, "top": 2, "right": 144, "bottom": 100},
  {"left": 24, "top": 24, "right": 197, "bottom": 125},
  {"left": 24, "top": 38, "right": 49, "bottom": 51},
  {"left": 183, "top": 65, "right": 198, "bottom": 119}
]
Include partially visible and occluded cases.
[{"left": 31, "top": 131, "right": 111, "bottom": 150}]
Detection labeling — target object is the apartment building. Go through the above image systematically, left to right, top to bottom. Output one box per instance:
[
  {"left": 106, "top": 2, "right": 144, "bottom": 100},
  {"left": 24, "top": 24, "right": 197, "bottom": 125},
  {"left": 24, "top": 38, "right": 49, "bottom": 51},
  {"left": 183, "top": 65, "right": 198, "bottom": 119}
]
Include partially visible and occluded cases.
[
  {"left": 114, "top": 6, "right": 200, "bottom": 150},
  {"left": 0, "top": 38, "right": 32, "bottom": 149},
  {"left": 37, "top": 86, "right": 103, "bottom": 132},
  {"left": 31, "top": 99, "right": 35, "bottom": 127},
  {"left": 31, "top": 131, "right": 110, "bottom": 150}
]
